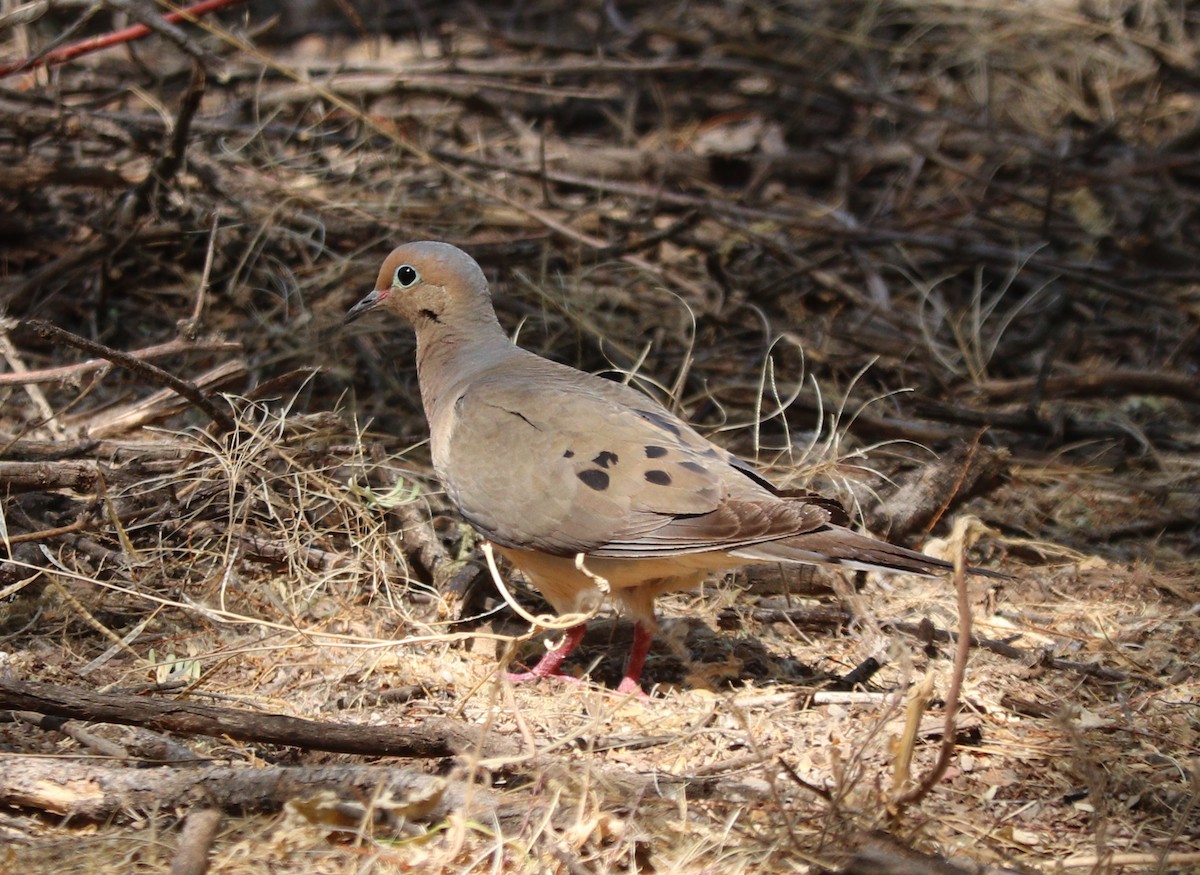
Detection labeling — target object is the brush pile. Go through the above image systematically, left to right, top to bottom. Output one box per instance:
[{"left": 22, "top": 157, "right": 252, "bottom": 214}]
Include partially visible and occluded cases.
[{"left": 1, "top": 2, "right": 1197, "bottom": 872}]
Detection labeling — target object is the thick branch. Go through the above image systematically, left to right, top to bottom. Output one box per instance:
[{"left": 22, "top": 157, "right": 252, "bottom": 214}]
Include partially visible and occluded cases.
[{"left": 0, "top": 460, "right": 103, "bottom": 493}]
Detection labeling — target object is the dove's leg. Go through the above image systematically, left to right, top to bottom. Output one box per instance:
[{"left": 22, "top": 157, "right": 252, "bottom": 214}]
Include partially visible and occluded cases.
[
  {"left": 616, "top": 621, "right": 653, "bottom": 695},
  {"left": 505, "top": 624, "right": 587, "bottom": 683}
]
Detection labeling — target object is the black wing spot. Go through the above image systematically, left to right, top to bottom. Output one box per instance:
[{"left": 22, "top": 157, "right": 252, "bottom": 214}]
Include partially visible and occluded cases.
[
  {"left": 644, "top": 445, "right": 668, "bottom": 458},
  {"left": 563, "top": 449, "right": 575, "bottom": 458},
  {"left": 592, "top": 450, "right": 619, "bottom": 468},
  {"left": 679, "top": 460, "right": 706, "bottom": 473},
  {"left": 577, "top": 469, "right": 610, "bottom": 491},
  {"left": 644, "top": 470, "right": 672, "bottom": 486}
]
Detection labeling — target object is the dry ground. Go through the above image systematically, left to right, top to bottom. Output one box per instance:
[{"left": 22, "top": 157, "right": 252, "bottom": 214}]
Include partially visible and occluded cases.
[{"left": 1, "top": 1, "right": 1198, "bottom": 873}]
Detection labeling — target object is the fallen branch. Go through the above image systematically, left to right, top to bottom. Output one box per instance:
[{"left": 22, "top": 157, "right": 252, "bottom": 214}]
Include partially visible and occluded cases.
[
  {"left": 23, "top": 320, "right": 236, "bottom": 433},
  {"left": 0, "top": 337, "right": 241, "bottom": 387},
  {"left": 978, "top": 369, "right": 1200, "bottom": 404},
  {"left": 913, "top": 397, "right": 1183, "bottom": 448},
  {"left": 9, "top": 436, "right": 181, "bottom": 461},
  {"left": 0, "top": 459, "right": 104, "bottom": 493},
  {"left": 887, "top": 621, "right": 1132, "bottom": 683},
  {"left": 0, "top": 677, "right": 518, "bottom": 759},
  {"left": 0, "top": 754, "right": 492, "bottom": 829}
]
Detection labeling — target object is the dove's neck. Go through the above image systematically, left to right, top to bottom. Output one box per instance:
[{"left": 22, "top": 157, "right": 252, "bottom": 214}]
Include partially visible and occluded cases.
[{"left": 414, "top": 303, "right": 515, "bottom": 422}]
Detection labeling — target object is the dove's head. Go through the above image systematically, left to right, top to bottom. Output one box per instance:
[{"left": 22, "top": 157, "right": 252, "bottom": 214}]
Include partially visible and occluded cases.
[{"left": 345, "top": 241, "right": 492, "bottom": 327}]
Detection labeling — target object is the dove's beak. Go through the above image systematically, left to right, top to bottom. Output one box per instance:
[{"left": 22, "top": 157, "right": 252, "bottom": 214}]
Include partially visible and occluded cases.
[{"left": 344, "top": 288, "right": 389, "bottom": 325}]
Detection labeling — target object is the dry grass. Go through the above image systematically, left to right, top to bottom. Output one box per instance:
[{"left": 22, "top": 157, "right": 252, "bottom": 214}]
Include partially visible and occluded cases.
[{"left": 2, "top": 1, "right": 1199, "bottom": 872}]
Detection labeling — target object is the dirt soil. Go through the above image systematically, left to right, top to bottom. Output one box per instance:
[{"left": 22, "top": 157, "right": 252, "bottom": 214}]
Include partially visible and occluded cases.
[{"left": 1, "top": 2, "right": 1198, "bottom": 873}]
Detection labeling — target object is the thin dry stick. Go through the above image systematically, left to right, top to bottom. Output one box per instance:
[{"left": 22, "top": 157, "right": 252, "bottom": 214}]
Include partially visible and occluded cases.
[
  {"left": 102, "top": 0, "right": 212, "bottom": 62},
  {"left": 127, "top": 60, "right": 208, "bottom": 217},
  {"left": 182, "top": 212, "right": 221, "bottom": 338},
  {"left": 0, "top": 320, "right": 65, "bottom": 435},
  {"left": 23, "top": 320, "right": 235, "bottom": 433},
  {"left": 0, "top": 338, "right": 241, "bottom": 387},
  {"left": 922, "top": 428, "right": 985, "bottom": 536},
  {"left": 893, "top": 518, "right": 972, "bottom": 808},
  {"left": 6, "top": 519, "right": 90, "bottom": 545},
  {"left": 45, "top": 577, "right": 149, "bottom": 667},
  {"left": 12, "top": 710, "right": 129, "bottom": 759}
]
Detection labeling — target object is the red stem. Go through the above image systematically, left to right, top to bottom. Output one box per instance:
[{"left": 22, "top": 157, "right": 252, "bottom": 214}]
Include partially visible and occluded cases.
[{"left": 0, "top": 0, "right": 248, "bottom": 79}]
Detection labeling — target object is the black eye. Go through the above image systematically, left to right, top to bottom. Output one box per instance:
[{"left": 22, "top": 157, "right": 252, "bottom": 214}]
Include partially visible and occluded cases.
[{"left": 393, "top": 265, "right": 419, "bottom": 288}]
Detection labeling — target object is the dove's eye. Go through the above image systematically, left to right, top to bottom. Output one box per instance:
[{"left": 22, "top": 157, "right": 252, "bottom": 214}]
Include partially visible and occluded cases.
[{"left": 393, "top": 265, "right": 419, "bottom": 288}]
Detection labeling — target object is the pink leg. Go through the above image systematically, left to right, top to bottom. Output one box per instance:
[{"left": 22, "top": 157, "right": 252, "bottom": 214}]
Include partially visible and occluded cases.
[
  {"left": 615, "top": 622, "right": 653, "bottom": 696},
  {"left": 505, "top": 624, "right": 587, "bottom": 683}
]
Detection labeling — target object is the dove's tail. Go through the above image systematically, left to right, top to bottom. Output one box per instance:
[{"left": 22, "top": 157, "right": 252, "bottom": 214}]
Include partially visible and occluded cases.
[{"left": 731, "top": 525, "right": 1010, "bottom": 579}]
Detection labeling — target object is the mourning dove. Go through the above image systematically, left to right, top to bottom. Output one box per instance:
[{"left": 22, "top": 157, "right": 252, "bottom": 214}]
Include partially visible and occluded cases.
[{"left": 346, "top": 242, "right": 1002, "bottom": 694}]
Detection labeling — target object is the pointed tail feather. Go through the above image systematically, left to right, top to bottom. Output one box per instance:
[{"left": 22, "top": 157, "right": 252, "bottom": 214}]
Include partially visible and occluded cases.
[{"left": 730, "top": 525, "right": 1009, "bottom": 579}]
